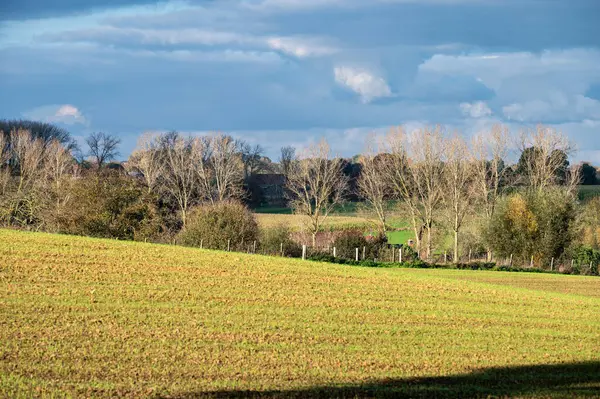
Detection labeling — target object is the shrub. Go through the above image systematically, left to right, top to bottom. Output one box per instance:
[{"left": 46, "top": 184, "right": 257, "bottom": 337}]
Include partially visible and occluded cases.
[
  {"left": 56, "top": 171, "right": 163, "bottom": 240},
  {"left": 485, "top": 188, "right": 576, "bottom": 268},
  {"left": 178, "top": 201, "right": 258, "bottom": 250},
  {"left": 259, "top": 224, "right": 302, "bottom": 257},
  {"left": 331, "top": 230, "right": 387, "bottom": 260},
  {"left": 332, "top": 231, "right": 368, "bottom": 259},
  {"left": 571, "top": 247, "right": 600, "bottom": 276}
]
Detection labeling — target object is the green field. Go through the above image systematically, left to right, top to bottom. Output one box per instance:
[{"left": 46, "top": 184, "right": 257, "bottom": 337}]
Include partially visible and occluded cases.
[
  {"left": 578, "top": 185, "right": 600, "bottom": 202},
  {"left": 1, "top": 229, "right": 600, "bottom": 398}
]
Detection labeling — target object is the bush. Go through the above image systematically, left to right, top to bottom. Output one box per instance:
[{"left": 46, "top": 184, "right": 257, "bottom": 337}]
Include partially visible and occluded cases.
[
  {"left": 56, "top": 171, "right": 163, "bottom": 240},
  {"left": 485, "top": 188, "right": 576, "bottom": 268},
  {"left": 178, "top": 201, "right": 258, "bottom": 250},
  {"left": 259, "top": 224, "right": 302, "bottom": 257},
  {"left": 331, "top": 230, "right": 387, "bottom": 260},
  {"left": 570, "top": 247, "right": 600, "bottom": 276}
]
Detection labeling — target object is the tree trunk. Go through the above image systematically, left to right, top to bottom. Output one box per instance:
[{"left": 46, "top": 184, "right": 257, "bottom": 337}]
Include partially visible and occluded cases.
[
  {"left": 181, "top": 208, "right": 187, "bottom": 229},
  {"left": 426, "top": 225, "right": 432, "bottom": 261},
  {"left": 454, "top": 230, "right": 459, "bottom": 264},
  {"left": 311, "top": 232, "right": 317, "bottom": 247}
]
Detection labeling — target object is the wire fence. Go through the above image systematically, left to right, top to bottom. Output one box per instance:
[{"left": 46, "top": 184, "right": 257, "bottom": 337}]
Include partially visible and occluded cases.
[{"left": 168, "top": 237, "right": 599, "bottom": 276}]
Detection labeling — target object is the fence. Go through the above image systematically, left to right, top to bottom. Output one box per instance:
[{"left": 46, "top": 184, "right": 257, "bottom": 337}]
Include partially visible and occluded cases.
[{"left": 168, "top": 237, "right": 599, "bottom": 276}]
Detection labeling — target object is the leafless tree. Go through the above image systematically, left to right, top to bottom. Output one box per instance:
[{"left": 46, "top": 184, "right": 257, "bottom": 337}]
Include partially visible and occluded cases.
[
  {"left": 472, "top": 125, "right": 511, "bottom": 222},
  {"left": 517, "top": 125, "right": 575, "bottom": 192},
  {"left": 381, "top": 126, "right": 445, "bottom": 260},
  {"left": 11, "top": 129, "right": 45, "bottom": 194},
  {"left": 86, "top": 132, "right": 121, "bottom": 168},
  {"left": 0, "top": 133, "right": 10, "bottom": 195},
  {"left": 128, "top": 133, "right": 165, "bottom": 194},
  {"left": 161, "top": 133, "right": 199, "bottom": 228},
  {"left": 210, "top": 134, "right": 245, "bottom": 202},
  {"left": 442, "top": 134, "right": 476, "bottom": 262},
  {"left": 357, "top": 137, "right": 391, "bottom": 233},
  {"left": 44, "top": 139, "right": 75, "bottom": 200},
  {"left": 286, "top": 139, "right": 348, "bottom": 246},
  {"left": 239, "top": 141, "right": 265, "bottom": 179},
  {"left": 280, "top": 146, "right": 296, "bottom": 176}
]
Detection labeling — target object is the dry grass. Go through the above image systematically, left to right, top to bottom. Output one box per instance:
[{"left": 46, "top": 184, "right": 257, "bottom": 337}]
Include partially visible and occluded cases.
[
  {"left": 254, "top": 213, "right": 375, "bottom": 231},
  {"left": 1, "top": 229, "right": 600, "bottom": 398}
]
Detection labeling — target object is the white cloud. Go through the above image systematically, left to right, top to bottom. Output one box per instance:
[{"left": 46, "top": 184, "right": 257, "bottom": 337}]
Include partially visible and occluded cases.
[
  {"left": 247, "top": 0, "right": 488, "bottom": 12},
  {"left": 39, "top": 26, "right": 336, "bottom": 60},
  {"left": 40, "top": 26, "right": 255, "bottom": 47},
  {"left": 266, "top": 36, "right": 337, "bottom": 58},
  {"left": 419, "top": 49, "right": 600, "bottom": 92},
  {"left": 419, "top": 49, "right": 600, "bottom": 123},
  {"left": 334, "top": 66, "right": 392, "bottom": 103},
  {"left": 503, "top": 94, "right": 600, "bottom": 122},
  {"left": 460, "top": 101, "right": 492, "bottom": 118},
  {"left": 23, "top": 104, "right": 87, "bottom": 125}
]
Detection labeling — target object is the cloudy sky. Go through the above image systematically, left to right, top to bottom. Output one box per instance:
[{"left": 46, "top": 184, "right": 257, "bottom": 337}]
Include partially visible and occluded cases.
[{"left": 1, "top": 0, "right": 599, "bottom": 161}]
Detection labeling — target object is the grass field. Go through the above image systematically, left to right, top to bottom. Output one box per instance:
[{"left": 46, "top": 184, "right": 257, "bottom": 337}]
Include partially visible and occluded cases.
[
  {"left": 578, "top": 185, "right": 600, "bottom": 202},
  {"left": 255, "top": 213, "right": 376, "bottom": 231},
  {"left": 1, "top": 229, "right": 600, "bottom": 398}
]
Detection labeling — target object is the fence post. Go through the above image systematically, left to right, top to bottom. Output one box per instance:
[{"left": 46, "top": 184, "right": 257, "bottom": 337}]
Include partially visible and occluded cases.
[
  {"left": 200, "top": 239, "right": 203, "bottom": 249},
  {"left": 227, "top": 240, "right": 231, "bottom": 252},
  {"left": 253, "top": 241, "right": 257, "bottom": 254},
  {"left": 280, "top": 242, "right": 284, "bottom": 257},
  {"left": 302, "top": 245, "right": 306, "bottom": 260},
  {"left": 362, "top": 246, "right": 366, "bottom": 260},
  {"left": 333, "top": 247, "right": 336, "bottom": 258},
  {"left": 399, "top": 247, "right": 403, "bottom": 263},
  {"left": 355, "top": 248, "right": 359, "bottom": 262},
  {"left": 468, "top": 249, "right": 472, "bottom": 263},
  {"left": 444, "top": 251, "right": 447, "bottom": 264},
  {"left": 509, "top": 254, "right": 513, "bottom": 267},
  {"left": 530, "top": 255, "right": 534, "bottom": 268},
  {"left": 551, "top": 257, "right": 554, "bottom": 271},
  {"left": 571, "top": 259, "right": 574, "bottom": 270},
  {"left": 590, "top": 261, "right": 593, "bottom": 274}
]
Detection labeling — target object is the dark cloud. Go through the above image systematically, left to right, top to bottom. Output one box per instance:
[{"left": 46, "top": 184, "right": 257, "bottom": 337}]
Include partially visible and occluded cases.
[
  {"left": 0, "top": 0, "right": 157, "bottom": 20},
  {"left": 271, "top": 1, "right": 600, "bottom": 51}
]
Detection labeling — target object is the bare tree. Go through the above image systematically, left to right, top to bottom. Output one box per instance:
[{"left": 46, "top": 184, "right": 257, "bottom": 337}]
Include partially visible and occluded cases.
[
  {"left": 472, "top": 125, "right": 511, "bottom": 222},
  {"left": 517, "top": 125, "right": 575, "bottom": 192},
  {"left": 381, "top": 126, "right": 445, "bottom": 260},
  {"left": 11, "top": 129, "right": 45, "bottom": 194},
  {"left": 86, "top": 132, "right": 121, "bottom": 168},
  {"left": 0, "top": 133, "right": 11, "bottom": 195},
  {"left": 128, "top": 133, "right": 165, "bottom": 194},
  {"left": 161, "top": 133, "right": 199, "bottom": 228},
  {"left": 210, "top": 134, "right": 245, "bottom": 202},
  {"left": 442, "top": 134, "right": 476, "bottom": 262},
  {"left": 357, "top": 137, "right": 391, "bottom": 233},
  {"left": 44, "top": 139, "right": 75, "bottom": 201},
  {"left": 286, "top": 139, "right": 348, "bottom": 246},
  {"left": 239, "top": 141, "right": 265, "bottom": 179},
  {"left": 280, "top": 146, "right": 296, "bottom": 176}
]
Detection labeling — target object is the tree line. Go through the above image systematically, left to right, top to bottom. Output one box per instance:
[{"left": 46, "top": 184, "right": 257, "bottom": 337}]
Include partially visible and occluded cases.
[{"left": 1, "top": 119, "right": 599, "bottom": 271}]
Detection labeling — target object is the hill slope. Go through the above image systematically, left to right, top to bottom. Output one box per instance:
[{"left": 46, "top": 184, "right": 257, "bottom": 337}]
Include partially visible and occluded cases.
[{"left": 1, "top": 229, "right": 599, "bottom": 398}]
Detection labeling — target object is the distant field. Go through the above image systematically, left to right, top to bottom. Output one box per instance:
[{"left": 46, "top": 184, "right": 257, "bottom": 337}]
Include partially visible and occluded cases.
[
  {"left": 578, "top": 185, "right": 600, "bottom": 201},
  {"left": 255, "top": 213, "right": 376, "bottom": 231},
  {"left": 1, "top": 229, "right": 599, "bottom": 398},
  {"left": 386, "top": 230, "right": 414, "bottom": 245}
]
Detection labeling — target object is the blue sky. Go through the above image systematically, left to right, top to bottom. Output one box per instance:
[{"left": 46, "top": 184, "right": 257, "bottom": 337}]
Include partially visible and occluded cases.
[{"left": 1, "top": 0, "right": 600, "bottom": 162}]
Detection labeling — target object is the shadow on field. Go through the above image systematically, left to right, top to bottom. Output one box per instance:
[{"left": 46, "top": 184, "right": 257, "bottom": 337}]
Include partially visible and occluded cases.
[{"left": 163, "top": 361, "right": 600, "bottom": 398}]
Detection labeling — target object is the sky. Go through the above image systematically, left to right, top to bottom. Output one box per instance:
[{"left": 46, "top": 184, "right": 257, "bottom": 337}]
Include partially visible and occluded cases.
[{"left": 1, "top": 0, "right": 600, "bottom": 162}]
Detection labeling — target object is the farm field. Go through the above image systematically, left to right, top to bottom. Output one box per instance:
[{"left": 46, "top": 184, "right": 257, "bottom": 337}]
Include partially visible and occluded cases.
[
  {"left": 578, "top": 185, "right": 600, "bottom": 202},
  {"left": 254, "top": 213, "right": 376, "bottom": 231},
  {"left": 1, "top": 229, "right": 600, "bottom": 398}
]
